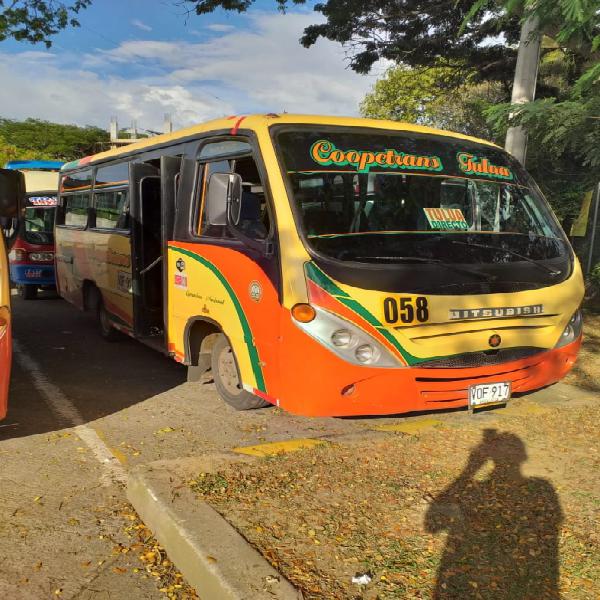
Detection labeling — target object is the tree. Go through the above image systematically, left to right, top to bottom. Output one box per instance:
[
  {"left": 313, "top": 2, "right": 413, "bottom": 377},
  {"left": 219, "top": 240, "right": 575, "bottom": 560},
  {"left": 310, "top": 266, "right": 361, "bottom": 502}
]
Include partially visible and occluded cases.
[
  {"left": 0, "top": 0, "right": 90, "bottom": 47},
  {"left": 360, "top": 63, "right": 504, "bottom": 141},
  {"left": 0, "top": 118, "right": 109, "bottom": 161}
]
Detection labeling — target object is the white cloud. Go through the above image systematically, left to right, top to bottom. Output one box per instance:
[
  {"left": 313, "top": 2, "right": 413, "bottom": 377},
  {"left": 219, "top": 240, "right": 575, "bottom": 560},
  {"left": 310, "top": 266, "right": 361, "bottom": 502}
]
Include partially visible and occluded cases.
[
  {"left": 0, "top": 12, "right": 379, "bottom": 131},
  {"left": 131, "top": 19, "right": 153, "bottom": 32},
  {"left": 206, "top": 23, "right": 235, "bottom": 32},
  {"left": 0, "top": 55, "right": 232, "bottom": 130}
]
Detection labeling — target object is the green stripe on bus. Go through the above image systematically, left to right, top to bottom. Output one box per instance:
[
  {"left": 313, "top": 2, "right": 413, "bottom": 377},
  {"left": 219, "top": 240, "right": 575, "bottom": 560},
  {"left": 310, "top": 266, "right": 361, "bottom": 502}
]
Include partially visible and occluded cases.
[
  {"left": 170, "top": 246, "right": 266, "bottom": 393},
  {"left": 305, "top": 261, "right": 422, "bottom": 365}
]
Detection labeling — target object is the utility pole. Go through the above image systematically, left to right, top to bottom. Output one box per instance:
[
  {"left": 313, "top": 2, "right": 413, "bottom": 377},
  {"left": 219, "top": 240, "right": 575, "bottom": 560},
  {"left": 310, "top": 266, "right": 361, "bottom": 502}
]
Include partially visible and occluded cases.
[
  {"left": 505, "top": 14, "right": 542, "bottom": 164},
  {"left": 163, "top": 113, "right": 173, "bottom": 134},
  {"left": 109, "top": 116, "right": 119, "bottom": 149}
]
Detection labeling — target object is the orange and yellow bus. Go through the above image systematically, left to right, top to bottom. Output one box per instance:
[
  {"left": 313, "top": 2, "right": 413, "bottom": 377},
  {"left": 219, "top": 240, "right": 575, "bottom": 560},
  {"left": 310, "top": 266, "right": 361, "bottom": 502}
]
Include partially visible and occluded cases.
[
  {"left": 56, "top": 115, "right": 583, "bottom": 416},
  {"left": 0, "top": 168, "right": 25, "bottom": 419}
]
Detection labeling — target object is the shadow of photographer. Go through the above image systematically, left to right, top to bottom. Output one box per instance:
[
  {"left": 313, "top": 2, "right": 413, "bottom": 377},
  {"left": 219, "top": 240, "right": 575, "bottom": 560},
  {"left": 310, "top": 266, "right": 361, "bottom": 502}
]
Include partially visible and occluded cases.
[{"left": 425, "top": 428, "right": 562, "bottom": 599}]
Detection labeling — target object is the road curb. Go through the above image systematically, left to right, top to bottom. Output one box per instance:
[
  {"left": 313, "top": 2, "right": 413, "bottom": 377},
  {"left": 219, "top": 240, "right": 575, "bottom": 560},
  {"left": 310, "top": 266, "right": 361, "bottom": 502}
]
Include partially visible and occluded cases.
[{"left": 127, "top": 460, "right": 302, "bottom": 600}]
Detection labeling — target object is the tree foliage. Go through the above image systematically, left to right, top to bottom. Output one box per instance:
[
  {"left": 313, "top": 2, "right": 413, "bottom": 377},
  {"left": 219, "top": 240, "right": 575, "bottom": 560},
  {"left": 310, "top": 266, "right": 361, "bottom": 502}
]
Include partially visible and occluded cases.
[
  {"left": 0, "top": 0, "right": 91, "bottom": 47},
  {"left": 360, "top": 64, "right": 505, "bottom": 141},
  {"left": 0, "top": 118, "right": 109, "bottom": 163}
]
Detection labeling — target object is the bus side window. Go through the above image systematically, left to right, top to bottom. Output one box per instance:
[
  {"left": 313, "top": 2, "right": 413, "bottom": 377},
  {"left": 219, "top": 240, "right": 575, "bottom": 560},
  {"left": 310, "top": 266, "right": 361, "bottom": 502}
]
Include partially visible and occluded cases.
[
  {"left": 195, "top": 140, "right": 270, "bottom": 242},
  {"left": 233, "top": 155, "right": 270, "bottom": 240},
  {"left": 94, "top": 162, "right": 130, "bottom": 231},
  {"left": 58, "top": 169, "right": 93, "bottom": 228},
  {"left": 94, "top": 189, "right": 129, "bottom": 230},
  {"left": 63, "top": 193, "right": 91, "bottom": 228}
]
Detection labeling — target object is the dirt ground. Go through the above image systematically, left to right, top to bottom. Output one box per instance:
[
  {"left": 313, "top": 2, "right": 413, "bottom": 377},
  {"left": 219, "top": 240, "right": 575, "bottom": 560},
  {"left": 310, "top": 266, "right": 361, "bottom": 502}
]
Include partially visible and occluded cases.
[
  {"left": 564, "top": 310, "right": 600, "bottom": 393},
  {"left": 190, "top": 322, "right": 600, "bottom": 599}
]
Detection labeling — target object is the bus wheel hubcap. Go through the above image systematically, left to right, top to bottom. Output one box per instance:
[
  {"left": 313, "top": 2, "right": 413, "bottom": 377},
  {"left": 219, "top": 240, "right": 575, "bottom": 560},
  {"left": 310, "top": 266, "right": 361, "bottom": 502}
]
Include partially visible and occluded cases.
[{"left": 218, "top": 346, "right": 241, "bottom": 395}]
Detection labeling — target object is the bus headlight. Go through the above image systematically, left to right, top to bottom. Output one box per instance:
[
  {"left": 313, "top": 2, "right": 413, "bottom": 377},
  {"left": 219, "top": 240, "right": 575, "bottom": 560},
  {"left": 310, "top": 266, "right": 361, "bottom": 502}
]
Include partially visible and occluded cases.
[
  {"left": 29, "top": 252, "right": 54, "bottom": 262},
  {"left": 292, "top": 305, "right": 400, "bottom": 367},
  {"left": 555, "top": 310, "right": 583, "bottom": 349},
  {"left": 331, "top": 329, "right": 352, "bottom": 347},
  {"left": 355, "top": 344, "right": 374, "bottom": 363}
]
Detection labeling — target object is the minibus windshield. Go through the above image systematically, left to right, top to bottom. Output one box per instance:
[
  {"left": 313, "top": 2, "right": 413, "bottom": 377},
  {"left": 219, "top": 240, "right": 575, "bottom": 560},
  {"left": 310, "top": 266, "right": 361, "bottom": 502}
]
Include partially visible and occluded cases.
[
  {"left": 275, "top": 128, "right": 568, "bottom": 273},
  {"left": 24, "top": 206, "right": 54, "bottom": 245}
]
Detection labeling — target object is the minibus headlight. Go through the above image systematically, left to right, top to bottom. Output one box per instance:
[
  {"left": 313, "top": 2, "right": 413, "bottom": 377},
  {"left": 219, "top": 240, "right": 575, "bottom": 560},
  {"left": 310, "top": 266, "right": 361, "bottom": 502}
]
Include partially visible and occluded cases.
[
  {"left": 12, "top": 248, "right": 27, "bottom": 262},
  {"left": 29, "top": 252, "right": 54, "bottom": 262},
  {"left": 292, "top": 305, "right": 400, "bottom": 368},
  {"left": 555, "top": 309, "right": 583, "bottom": 349},
  {"left": 331, "top": 329, "right": 352, "bottom": 347},
  {"left": 355, "top": 344, "right": 375, "bottom": 364}
]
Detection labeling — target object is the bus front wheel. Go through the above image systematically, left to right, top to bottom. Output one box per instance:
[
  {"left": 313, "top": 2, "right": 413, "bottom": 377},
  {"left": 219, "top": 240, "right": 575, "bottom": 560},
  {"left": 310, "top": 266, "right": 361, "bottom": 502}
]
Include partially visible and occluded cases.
[
  {"left": 19, "top": 284, "right": 37, "bottom": 300},
  {"left": 211, "top": 334, "right": 269, "bottom": 411}
]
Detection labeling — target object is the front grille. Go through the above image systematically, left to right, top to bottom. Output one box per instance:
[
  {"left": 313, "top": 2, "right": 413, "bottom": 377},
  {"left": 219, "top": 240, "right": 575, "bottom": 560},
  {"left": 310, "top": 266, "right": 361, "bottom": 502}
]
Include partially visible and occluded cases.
[{"left": 418, "top": 347, "right": 545, "bottom": 369}]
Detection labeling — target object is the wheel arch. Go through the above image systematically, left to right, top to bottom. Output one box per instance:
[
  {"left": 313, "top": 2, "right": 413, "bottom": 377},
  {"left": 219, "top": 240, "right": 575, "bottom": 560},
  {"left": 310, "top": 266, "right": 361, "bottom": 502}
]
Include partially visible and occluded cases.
[
  {"left": 82, "top": 279, "right": 100, "bottom": 312},
  {"left": 183, "top": 316, "right": 223, "bottom": 370}
]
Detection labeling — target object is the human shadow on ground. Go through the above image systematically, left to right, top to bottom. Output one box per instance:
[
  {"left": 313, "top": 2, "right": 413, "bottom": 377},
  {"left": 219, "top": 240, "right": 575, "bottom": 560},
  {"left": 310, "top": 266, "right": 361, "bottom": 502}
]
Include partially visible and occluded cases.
[{"left": 425, "top": 429, "right": 562, "bottom": 599}]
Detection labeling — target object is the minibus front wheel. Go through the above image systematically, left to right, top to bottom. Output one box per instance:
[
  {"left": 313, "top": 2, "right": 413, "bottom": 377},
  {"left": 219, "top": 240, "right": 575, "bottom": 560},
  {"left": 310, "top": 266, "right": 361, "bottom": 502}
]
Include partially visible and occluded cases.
[
  {"left": 18, "top": 284, "right": 37, "bottom": 300},
  {"left": 211, "top": 334, "right": 269, "bottom": 411}
]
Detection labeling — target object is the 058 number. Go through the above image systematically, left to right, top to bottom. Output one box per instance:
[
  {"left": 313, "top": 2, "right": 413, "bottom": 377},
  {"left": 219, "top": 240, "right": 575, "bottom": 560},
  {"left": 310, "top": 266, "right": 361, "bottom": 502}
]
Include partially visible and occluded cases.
[{"left": 383, "top": 296, "right": 429, "bottom": 324}]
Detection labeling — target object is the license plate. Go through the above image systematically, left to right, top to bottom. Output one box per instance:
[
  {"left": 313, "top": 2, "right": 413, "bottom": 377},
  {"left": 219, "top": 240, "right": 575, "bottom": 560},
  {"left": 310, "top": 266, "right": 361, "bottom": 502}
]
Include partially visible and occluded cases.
[
  {"left": 25, "top": 269, "right": 43, "bottom": 279},
  {"left": 468, "top": 382, "right": 511, "bottom": 408}
]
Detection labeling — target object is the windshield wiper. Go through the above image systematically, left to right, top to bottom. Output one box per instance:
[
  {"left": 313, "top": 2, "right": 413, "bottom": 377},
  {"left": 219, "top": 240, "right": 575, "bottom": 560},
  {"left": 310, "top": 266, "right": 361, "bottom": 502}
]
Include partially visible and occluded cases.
[
  {"left": 449, "top": 240, "right": 562, "bottom": 276},
  {"left": 350, "top": 256, "right": 494, "bottom": 281}
]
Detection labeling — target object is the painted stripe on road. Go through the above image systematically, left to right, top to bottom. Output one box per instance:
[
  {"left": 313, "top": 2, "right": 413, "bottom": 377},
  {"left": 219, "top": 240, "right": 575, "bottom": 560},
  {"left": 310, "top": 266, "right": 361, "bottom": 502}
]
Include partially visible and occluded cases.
[
  {"left": 13, "top": 339, "right": 127, "bottom": 486},
  {"left": 233, "top": 438, "right": 326, "bottom": 457}
]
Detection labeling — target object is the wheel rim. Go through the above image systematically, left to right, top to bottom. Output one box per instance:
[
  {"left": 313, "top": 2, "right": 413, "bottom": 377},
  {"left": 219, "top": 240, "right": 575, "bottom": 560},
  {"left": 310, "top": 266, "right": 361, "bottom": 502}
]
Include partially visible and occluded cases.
[{"left": 217, "top": 345, "right": 242, "bottom": 396}]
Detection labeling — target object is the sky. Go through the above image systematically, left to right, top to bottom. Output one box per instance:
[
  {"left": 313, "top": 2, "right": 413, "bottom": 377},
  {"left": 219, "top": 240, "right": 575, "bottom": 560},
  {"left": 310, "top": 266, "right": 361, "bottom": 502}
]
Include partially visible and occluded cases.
[{"left": 0, "top": 0, "right": 386, "bottom": 132}]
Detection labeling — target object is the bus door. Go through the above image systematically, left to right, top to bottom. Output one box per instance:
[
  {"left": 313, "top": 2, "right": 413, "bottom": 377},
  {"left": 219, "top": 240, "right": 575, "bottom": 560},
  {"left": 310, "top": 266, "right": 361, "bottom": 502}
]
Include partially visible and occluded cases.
[
  {"left": 160, "top": 156, "right": 181, "bottom": 348},
  {"left": 130, "top": 163, "right": 164, "bottom": 347}
]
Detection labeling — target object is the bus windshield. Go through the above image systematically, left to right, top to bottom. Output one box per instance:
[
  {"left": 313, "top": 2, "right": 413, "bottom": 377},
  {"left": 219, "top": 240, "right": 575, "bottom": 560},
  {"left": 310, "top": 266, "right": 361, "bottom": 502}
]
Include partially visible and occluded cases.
[
  {"left": 275, "top": 128, "right": 568, "bottom": 275},
  {"left": 24, "top": 206, "right": 55, "bottom": 245}
]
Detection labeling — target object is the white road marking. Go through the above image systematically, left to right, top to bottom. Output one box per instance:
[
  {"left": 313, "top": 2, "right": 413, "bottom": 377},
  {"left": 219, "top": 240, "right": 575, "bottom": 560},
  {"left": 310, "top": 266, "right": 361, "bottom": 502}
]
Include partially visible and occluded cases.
[{"left": 13, "top": 339, "right": 127, "bottom": 486}]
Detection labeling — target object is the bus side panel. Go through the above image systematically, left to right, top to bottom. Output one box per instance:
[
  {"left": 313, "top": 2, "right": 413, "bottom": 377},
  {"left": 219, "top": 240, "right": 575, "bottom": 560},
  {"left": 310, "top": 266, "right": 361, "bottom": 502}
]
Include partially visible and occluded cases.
[
  {"left": 55, "top": 227, "right": 85, "bottom": 308},
  {"left": 56, "top": 227, "right": 133, "bottom": 327},
  {"left": 87, "top": 231, "right": 133, "bottom": 329},
  {"left": 0, "top": 238, "right": 11, "bottom": 419},
  {"left": 167, "top": 242, "right": 281, "bottom": 402},
  {"left": 0, "top": 319, "right": 10, "bottom": 419}
]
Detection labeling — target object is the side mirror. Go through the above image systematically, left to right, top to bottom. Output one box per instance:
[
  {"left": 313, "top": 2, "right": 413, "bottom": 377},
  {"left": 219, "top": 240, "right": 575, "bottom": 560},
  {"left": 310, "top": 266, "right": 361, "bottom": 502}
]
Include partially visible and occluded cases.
[
  {"left": 0, "top": 169, "right": 25, "bottom": 218},
  {"left": 206, "top": 172, "right": 242, "bottom": 226}
]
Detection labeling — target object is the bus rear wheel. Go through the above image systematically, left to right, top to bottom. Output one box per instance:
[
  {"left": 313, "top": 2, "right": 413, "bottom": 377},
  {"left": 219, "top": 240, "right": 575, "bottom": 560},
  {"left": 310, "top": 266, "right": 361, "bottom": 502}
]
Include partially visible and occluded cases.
[
  {"left": 19, "top": 284, "right": 37, "bottom": 300},
  {"left": 97, "top": 298, "right": 121, "bottom": 342},
  {"left": 211, "top": 334, "right": 269, "bottom": 411}
]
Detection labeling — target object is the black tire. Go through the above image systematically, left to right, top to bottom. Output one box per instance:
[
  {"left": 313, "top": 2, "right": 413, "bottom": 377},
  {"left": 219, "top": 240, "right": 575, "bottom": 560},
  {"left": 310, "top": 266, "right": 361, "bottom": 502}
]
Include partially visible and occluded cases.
[
  {"left": 20, "top": 285, "right": 38, "bottom": 300},
  {"left": 97, "top": 296, "right": 121, "bottom": 342},
  {"left": 211, "top": 334, "right": 269, "bottom": 410}
]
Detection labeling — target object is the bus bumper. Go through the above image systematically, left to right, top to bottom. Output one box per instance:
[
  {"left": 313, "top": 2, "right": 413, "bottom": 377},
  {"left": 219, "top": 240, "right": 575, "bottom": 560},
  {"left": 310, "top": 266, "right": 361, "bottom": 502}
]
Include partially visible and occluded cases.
[
  {"left": 10, "top": 264, "right": 56, "bottom": 286},
  {"left": 0, "top": 319, "right": 11, "bottom": 420},
  {"left": 277, "top": 326, "right": 582, "bottom": 417}
]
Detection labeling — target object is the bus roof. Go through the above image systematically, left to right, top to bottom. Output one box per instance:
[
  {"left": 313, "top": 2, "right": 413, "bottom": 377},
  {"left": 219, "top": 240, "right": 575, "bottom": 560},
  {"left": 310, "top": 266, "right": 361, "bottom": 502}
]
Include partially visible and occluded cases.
[
  {"left": 61, "top": 114, "right": 501, "bottom": 172},
  {"left": 5, "top": 160, "right": 64, "bottom": 171}
]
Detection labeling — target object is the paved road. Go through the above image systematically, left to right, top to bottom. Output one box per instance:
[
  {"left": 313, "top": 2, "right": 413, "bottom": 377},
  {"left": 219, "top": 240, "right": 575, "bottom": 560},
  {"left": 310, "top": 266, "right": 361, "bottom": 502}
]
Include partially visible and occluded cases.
[
  {"left": 0, "top": 292, "right": 371, "bottom": 599},
  {"left": 2, "top": 292, "right": 591, "bottom": 599}
]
